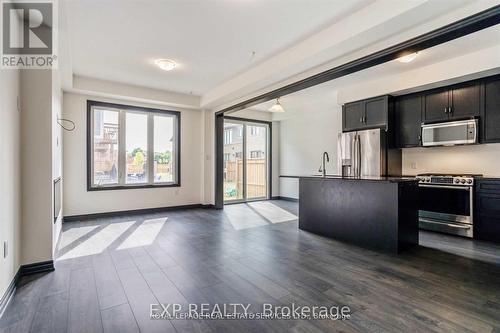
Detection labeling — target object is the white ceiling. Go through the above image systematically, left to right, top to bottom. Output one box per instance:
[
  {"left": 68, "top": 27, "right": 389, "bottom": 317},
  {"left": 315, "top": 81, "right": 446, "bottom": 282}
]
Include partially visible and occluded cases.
[
  {"left": 65, "top": 0, "right": 370, "bottom": 96},
  {"left": 246, "top": 25, "right": 500, "bottom": 118}
]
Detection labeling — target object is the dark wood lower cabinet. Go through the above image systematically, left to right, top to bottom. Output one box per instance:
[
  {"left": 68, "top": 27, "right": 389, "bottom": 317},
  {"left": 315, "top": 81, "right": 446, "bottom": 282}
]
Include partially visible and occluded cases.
[
  {"left": 299, "top": 177, "right": 419, "bottom": 253},
  {"left": 475, "top": 179, "right": 500, "bottom": 243}
]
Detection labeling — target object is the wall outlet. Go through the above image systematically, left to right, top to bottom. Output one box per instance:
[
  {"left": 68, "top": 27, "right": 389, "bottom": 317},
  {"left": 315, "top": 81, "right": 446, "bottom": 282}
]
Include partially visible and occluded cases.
[
  {"left": 410, "top": 162, "right": 417, "bottom": 170},
  {"left": 3, "top": 241, "right": 7, "bottom": 258}
]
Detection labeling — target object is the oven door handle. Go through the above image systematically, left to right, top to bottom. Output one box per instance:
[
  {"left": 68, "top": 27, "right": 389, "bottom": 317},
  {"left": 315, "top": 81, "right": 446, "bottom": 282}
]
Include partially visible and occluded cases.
[
  {"left": 419, "top": 184, "right": 470, "bottom": 191},
  {"left": 419, "top": 218, "right": 472, "bottom": 229}
]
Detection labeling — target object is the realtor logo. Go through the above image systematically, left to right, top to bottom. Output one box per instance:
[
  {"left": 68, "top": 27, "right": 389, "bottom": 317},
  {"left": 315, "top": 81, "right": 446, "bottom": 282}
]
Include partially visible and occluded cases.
[{"left": 1, "top": 0, "right": 57, "bottom": 68}]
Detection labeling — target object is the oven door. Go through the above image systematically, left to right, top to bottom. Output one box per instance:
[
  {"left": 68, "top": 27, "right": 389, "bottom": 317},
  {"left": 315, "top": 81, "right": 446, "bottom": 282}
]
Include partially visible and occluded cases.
[{"left": 418, "top": 184, "right": 473, "bottom": 237}]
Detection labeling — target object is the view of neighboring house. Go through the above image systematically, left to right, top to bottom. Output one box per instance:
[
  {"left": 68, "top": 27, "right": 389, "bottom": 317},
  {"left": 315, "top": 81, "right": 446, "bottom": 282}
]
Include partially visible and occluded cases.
[
  {"left": 93, "top": 109, "right": 173, "bottom": 186},
  {"left": 223, "top": 123, "right": 267, "bottom": 200}
]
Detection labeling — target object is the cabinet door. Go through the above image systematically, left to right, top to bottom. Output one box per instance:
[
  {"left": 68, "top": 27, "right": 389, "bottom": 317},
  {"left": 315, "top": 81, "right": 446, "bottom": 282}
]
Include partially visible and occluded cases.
[
  {"left": 483, "top": 78, "right": 500, "bottom": 143},
  {"left": 449, "top": 83, "right": 480, "bottom": 119},
  {"left": 424, "top": 89, "right": 449, "bottom": 122},
  {"left": 395, "top": 95, "right": 422, "bottom": 148},
  {"left": 364, "top": 96, "right": 388, "bottom": 128},
  {"left": 343, "top": 101, "right": 364, "bottom": 131},
  {"left": 475, "top": 180, "right": 500, "bottom": 243},
  {"left": 475, "top": 215, "right": 500, "bottom": 243}
]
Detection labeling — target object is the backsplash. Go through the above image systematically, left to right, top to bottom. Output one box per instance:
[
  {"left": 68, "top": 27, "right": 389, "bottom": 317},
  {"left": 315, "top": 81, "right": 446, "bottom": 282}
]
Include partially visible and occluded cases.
[{"left": 402, "top": 143, "right": 500, "bottom": 177}]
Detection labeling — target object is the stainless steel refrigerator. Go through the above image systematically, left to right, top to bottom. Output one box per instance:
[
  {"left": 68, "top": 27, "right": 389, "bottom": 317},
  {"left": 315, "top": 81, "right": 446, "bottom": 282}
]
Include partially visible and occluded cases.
[{"left": 337, "top": 128, "right": 401, "bottom": 177}]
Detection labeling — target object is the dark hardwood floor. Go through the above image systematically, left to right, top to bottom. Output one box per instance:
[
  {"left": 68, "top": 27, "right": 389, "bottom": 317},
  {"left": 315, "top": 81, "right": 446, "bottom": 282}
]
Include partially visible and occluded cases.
[{"left": 1, "top": 200, "right": 499, "bottom": 333}]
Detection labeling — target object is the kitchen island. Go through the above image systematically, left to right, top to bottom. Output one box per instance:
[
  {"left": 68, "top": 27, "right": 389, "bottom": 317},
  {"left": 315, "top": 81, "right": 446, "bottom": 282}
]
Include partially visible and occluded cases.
[{"left": 289, "top": 175, "right": 419, "bottom": 253}]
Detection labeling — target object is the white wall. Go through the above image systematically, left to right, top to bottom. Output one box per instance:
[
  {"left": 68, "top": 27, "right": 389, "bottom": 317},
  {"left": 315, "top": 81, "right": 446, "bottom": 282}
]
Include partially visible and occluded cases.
[
  {"left": 0, "top": 69, "right": 21, "bottom": 299},
  {"left": 20, "top": 69, "right": 54, "bottom": 265},
  {"left": 52, "top": 70, "right": 63, "bottom": 251},
  {"left": 63, "top": 93, "right": 203, "bottom": 216},
  {"left": 279, "top": 107, "right": 342, "bottom": 199},
  {"left": 403, "top": 144, "right": 500, "bottom": 177}
]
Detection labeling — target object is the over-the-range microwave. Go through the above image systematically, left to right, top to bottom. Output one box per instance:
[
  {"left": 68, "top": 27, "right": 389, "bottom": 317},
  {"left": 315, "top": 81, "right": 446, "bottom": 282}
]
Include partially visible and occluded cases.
[{"left": 421, "top": 119, "right": 478, "bottom": 147}]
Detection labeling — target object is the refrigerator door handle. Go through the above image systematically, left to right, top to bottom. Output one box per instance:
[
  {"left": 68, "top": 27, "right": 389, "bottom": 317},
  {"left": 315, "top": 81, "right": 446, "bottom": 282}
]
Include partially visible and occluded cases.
[
  {"left": 353, "top": 133, "right": 361, "bottom": 177},
  {"left": 356, "top": 133, "right": 361, "bottom": 176},
  {"left": 352, "top": 134, "right": 356, "bottom": 176}
]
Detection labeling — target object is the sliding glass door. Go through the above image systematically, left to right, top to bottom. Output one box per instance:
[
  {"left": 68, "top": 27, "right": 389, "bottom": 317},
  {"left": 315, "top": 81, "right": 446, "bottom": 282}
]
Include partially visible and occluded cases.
[
  {"left": 223, "top": 118, "right": 270, "bottom": 203},
  {"left": 223, "top": 121, "right": 244, "bottom": 201}
]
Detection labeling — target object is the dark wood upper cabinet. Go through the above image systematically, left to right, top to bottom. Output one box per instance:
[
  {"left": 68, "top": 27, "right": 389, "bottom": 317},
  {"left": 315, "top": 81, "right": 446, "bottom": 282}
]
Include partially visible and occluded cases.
[
  {"left": 342, "top": 74, "right": 499, "bottom": 145},
  {"left": 483, "top": 77, "right": 500, "bottom": 143},
  {"left": 424, "top": 82, "right": 480, "bottom": 123},
  {"left": 449, "top": 83, "right": 480, "bottom": 119},
  {"left": 424, "top": 89, "right": 449, "bottom": 123},
  {"left": 395, "top": 94, "right": 422, "bottom": 148},
  {"left": 342, "top": 95, "right": 391, "bottom": 132},
  {"left": 364, "top": 96, "right": 388, "bottom": 128},
  {"left": 343, "top": 101, "right": 364, "bottom": 132}
]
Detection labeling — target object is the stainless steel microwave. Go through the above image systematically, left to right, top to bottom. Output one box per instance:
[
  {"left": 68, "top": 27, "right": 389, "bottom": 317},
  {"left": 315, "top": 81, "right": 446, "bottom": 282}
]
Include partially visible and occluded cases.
[{"left": 421, "top": 119, "right": 478, "bottom": 147}]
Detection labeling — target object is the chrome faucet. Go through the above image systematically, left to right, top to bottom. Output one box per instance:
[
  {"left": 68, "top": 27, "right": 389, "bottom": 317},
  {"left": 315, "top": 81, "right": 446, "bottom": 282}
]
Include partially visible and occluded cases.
[{"left": 318, "top": 152, "right": 330, "bottom": 177}]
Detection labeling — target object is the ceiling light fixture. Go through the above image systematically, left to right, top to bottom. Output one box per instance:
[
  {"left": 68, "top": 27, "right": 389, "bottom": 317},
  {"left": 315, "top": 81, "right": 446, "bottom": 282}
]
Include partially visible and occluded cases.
[
  {"left": 397, "top": 52, "right": 418, "bottom": 63},
  {"left": 155, "top": 59, "right": 177, "bottom": 71},
  {"left": 268, "top": 98, "right": 285, "bottom": 113}
]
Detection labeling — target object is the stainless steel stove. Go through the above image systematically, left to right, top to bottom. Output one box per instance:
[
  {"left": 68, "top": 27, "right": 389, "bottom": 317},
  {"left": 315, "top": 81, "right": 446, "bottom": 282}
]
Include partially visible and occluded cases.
[
  {"left": 416, "top": 173, "right": 481, "bottom": 238},
  {"left": 416, "top": 174, "right": 478, "bottom": 186}
]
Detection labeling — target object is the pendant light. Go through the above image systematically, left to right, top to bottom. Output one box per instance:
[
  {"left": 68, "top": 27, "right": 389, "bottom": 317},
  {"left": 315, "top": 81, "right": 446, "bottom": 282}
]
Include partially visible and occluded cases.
[{"left": 268, "top": 98, "right": 285, "bottom": 112}]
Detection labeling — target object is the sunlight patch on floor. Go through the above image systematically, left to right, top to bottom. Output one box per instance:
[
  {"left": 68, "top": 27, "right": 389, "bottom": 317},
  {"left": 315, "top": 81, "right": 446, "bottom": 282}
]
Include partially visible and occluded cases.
[
  {"left": 248, "top": 201, "right": 297, "bottom": 223},
  {"left": 223, "top": 204, "right": 268, "bottom": 230},
  {"left": 116, "top": 218, "right": 166, "bottom": 250},
  {"left": 58, "top": 221, "right": 135, "bottom": 260},
  {"left": 57, "top": 225, "right": 99, "bottom": 250}
]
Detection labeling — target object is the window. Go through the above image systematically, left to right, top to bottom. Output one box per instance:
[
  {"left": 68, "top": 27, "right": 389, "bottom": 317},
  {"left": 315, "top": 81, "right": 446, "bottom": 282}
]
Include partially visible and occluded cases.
[
  {"left": 88, "top": 101, "right": 180, "bottom": 190},
  {"left": 249, "top": 126, "right": 261, "bottom": 136},
  {"left": 224, "top": 129, "right": 233, "bottom": 144},
  {"left": 250, "top": 150, "right": 263, "bottom": 159},
  {"left": 224, "top": 153, "right": 230, "bottom": 161}
]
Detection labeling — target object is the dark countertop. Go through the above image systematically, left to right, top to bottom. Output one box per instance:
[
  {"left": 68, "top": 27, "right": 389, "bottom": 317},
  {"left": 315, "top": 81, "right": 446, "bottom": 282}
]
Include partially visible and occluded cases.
[
  {"left": 280, "top": 174, "right": 418, "bottom": 183},
  {"left": 476, "top": 176, "right": 500, "bottom": 181}
]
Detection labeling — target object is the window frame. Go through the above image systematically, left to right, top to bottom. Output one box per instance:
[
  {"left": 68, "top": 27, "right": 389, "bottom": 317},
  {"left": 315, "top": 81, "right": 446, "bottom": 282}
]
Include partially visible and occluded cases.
[
  {"left": 87, "top": 100, "right": 181, "bottom": 191},
  {"left": 224, "top": 128, "right": 233, "bottom": 145}
]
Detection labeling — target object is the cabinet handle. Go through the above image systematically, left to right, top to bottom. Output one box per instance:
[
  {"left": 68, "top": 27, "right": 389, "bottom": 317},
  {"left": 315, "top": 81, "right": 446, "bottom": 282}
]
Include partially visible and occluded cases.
[
  {"left": 444, "top": 107, "right": 448, "bottom": 114},
  {"left": 449, "top": 107, "right": 453, "bottom": 115},
  {"left": 360, "top": 117, "right": 363, "bottom": 123}
]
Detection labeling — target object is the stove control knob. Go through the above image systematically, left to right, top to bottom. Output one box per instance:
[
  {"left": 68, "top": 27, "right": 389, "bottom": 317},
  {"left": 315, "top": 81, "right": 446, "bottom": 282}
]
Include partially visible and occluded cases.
[
  {"left": 427, "top": 178, "right": 431, "bottom": 182},
  {"left": 455, "top": 179, "right": 460, "bottom": 184},
  {"left": 461, "top": 179, "right": 466, "bottom": 184},
  {"left": 467, "top": 179, "right": 473, "bottom": 184}
]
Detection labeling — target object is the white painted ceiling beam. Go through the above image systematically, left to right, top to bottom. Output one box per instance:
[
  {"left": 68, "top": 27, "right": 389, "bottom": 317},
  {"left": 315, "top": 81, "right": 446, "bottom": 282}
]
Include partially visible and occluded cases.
[
  {"left": 203, "top": 0, "right": 499, "bottom": 111},
  {"left": 68, "top": 76, "right": 201, "bottom": 110}
]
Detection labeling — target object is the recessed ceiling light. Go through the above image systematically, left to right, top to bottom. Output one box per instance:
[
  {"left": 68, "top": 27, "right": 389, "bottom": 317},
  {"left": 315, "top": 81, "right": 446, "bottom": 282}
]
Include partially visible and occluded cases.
[
  {"left": 397, "top": 52, "right": 418, "bottom": 63},
  {"left": 155, "top": 59, "right": 177, "bottom": 71},
  {"left": 268, "top": 98, "right": 285, "bottom": 113}
]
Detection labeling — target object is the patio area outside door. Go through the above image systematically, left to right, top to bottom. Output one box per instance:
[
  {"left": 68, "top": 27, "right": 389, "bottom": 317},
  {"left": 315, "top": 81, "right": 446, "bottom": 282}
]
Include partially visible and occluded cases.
[{"left": 223, "top": 119, "right": 270, "bottom": 203}]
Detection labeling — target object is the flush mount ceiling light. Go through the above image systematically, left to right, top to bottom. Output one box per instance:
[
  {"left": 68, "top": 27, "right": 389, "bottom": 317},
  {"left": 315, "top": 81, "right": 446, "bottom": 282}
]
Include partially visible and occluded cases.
[
  {"left": 397, "top": 52, "right": 418, "bottom": 63},
  {"left": 155, "top": 59, "right": 177, "bottom": 71},
  {"left": 268, "top": 98, "right": 285, "bottom": 112}
]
